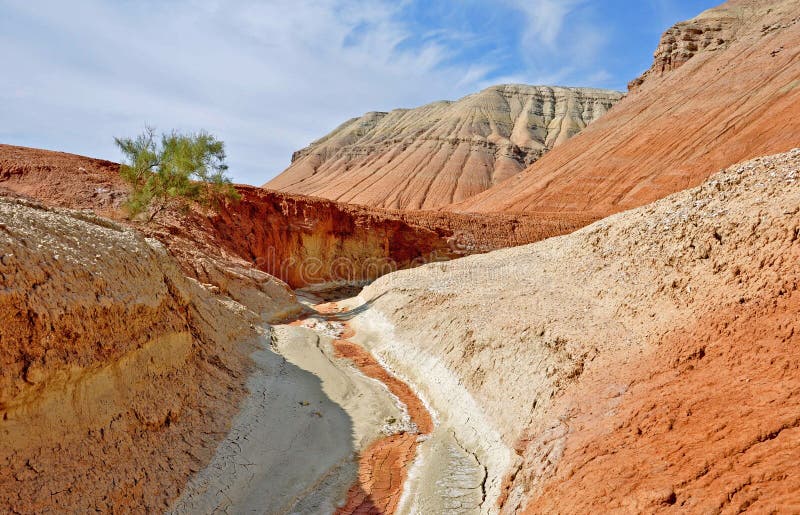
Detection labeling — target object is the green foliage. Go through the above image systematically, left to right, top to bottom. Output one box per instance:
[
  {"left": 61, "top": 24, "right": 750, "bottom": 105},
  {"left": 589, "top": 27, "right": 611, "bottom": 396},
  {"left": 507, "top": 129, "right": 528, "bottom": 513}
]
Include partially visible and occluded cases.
[{"left": 114, "top": 127, "right": 240, "bottom": 220}]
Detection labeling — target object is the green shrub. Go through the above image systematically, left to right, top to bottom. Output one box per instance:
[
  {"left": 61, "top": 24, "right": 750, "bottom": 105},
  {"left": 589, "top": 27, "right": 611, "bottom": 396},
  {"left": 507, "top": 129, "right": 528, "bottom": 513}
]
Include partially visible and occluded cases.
[{"left": 114, "top": 127, "right": 240, "bottom": 221}]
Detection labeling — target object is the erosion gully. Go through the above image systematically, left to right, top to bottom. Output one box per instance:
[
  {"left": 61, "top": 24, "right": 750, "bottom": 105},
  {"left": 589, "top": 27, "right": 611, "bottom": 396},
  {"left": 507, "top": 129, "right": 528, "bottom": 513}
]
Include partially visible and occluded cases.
[{"left": 171, "top": 283, "right": 486, "bottom": 514}]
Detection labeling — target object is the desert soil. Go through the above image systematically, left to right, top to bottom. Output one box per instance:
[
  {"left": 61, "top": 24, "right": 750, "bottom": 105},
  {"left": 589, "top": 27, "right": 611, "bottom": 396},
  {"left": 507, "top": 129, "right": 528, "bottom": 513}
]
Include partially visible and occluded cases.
[{"left": 353, "top": 148, "right": 800, "bottom": 512}]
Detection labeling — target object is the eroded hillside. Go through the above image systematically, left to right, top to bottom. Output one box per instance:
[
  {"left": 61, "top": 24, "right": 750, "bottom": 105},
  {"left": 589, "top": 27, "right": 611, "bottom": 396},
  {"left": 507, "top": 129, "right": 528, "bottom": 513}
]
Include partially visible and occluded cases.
[
  {"left": 454, "top": 0, "right": 800, "bottom": 215},
  {"left": 265, "top": 85, "right": 622, "bottom": 209},
  {"left": 351, "top": 149, "right": 800, "bottom": 512}
]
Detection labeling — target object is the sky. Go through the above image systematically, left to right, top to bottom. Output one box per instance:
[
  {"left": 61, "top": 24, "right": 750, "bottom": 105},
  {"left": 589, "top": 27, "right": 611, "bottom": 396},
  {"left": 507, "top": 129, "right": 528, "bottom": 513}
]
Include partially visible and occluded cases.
[{"left": 0, "top": 0, "right": 720, "bottom": 185}]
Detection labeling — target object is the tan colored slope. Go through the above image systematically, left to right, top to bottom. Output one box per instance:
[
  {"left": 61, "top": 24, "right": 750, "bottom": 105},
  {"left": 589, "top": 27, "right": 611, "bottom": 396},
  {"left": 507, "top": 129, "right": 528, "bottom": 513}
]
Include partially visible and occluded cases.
[
  {"left": 452, "top": 0, "right": 800, "bottom": 214},
  {"left": 265, "top": 85, "right": 622, "bottom": 210},
  {"left": 352, "top": 149, "right": 800, "bottom": 511},
  {"left": 0, "top": 197, "right": 265, "bottom": 512}
]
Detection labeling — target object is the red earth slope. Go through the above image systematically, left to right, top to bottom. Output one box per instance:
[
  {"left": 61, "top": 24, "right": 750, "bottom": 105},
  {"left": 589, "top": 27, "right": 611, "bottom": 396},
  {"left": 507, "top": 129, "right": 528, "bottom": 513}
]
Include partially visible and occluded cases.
[
  {"left": 452, "top": 0, "right": 800, "bottom": 215},
  {"left": 0, "top": 196, "right": 262, "bottom": 512},
  {"left": 522, "top": 287, "right": 800, "bottom": 513}
]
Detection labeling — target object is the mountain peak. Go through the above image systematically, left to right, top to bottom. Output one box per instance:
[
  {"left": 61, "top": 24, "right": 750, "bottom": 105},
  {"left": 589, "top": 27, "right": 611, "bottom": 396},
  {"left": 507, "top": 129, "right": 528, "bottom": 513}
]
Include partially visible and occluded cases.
[{"left": 265, "top": 84, "right": 622, "bottom": 210}]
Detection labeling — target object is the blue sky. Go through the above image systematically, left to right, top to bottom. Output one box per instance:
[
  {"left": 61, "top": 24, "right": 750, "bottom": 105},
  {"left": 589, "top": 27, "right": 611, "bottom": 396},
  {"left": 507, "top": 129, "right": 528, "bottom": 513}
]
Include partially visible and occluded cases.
[{"left": 0, "top": 0, "right": 719, "bottom": 185}]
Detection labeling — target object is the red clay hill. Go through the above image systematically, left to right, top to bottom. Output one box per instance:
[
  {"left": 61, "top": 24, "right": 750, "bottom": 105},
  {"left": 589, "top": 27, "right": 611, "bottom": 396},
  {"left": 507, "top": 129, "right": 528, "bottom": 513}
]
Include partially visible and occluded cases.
[{"left": 451, "top": 0, "right": 800, "bottom": 216}]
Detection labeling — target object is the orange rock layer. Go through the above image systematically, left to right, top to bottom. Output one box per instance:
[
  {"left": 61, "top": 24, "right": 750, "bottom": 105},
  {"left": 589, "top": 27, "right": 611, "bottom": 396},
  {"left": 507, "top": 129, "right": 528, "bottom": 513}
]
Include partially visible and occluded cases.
[
  {"left": 519, "top": 284, "right": 800, "bottom": 513},
  {"left": 332, "top": 321, "right": 432, "bottom": 514}
]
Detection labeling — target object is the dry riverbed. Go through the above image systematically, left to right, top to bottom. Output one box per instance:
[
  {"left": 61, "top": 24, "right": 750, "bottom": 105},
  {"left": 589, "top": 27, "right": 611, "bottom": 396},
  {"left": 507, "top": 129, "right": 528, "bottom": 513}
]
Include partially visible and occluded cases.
[{"left": 172, "top": 290, "right": 489, "bottom": 514}]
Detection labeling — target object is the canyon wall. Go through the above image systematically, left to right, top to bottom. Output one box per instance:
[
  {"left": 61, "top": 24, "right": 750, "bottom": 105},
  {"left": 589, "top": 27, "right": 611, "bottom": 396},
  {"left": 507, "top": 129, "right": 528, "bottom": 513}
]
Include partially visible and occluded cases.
[
  {"left": 453, "top": 0, "right": 800, "bottom": 216},
  {"left": 265, "top": 85, "right": 622, "bottom": 210},
  {"left": 0, "top": 144, "right": 591, "bottom": 289},
  {"left": 0, "top": 145, "right": 299, "bottom": 319},
  {"left": 0, "top": 145, "right": 596, "bottom": 511},
  {"left": 354, "top": 149, "right": 800, "bottom": 512},
  {"left": 214, "top": 187, "right": 599, "bottom": 287},
  {"left": 0, "top": 197, "right": 269, "bottom": 512}
]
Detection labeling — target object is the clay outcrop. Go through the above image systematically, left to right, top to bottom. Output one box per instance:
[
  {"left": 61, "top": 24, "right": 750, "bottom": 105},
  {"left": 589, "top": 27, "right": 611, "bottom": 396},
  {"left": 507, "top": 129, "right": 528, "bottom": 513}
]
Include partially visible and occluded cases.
[
  {"left": 4, "top": 1, "right": 800, "bottom": 511},
  {"left": 0, "top": 144, "right": 592, "bottom": 289},
  {"left": 0, "top": 197, "right": 268, "bottom": 512}
]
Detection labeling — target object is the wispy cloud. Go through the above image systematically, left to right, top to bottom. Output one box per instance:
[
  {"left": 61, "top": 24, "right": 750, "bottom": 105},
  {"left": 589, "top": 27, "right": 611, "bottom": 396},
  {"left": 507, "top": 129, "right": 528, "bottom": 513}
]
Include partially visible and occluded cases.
[
  {"left": 0, "top": 0, "right": 630, "bottom": 184},
  {"left": 501, "top": 0, "right": 613, "bottom": 86},
  {"left": 506, "top": 0, "right": 586, "bottom": 47}
]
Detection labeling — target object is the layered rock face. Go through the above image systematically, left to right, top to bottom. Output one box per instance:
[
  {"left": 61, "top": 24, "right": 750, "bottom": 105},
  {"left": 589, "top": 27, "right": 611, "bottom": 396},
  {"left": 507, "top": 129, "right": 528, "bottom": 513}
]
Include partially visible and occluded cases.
[
  {"left": 454, "top": 0, "right": 800, "bottom": 215},
  {"left": 627, "top": 1, "right": 744, "bottom": 91},
  {"left": 264, "top": 85, "right": 623, "bottom": 210},
  {"left": 0, "top": 144, "right": 594, "bottom": 288},
  {"left": 355, "top": 149, "right": 800, "bottom": 511},
  {"left": 213, "top": 187, "right": 597, "bottom": 287},
  {"left": 0, "top": 197, "right": 266, "bottom": 512}
]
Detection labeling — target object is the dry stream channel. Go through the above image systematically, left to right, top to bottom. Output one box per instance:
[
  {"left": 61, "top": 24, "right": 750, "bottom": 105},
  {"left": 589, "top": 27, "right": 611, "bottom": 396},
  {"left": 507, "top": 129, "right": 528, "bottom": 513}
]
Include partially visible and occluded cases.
[{"left": 170, "top": 284, "right": 489, "bottom": 514}]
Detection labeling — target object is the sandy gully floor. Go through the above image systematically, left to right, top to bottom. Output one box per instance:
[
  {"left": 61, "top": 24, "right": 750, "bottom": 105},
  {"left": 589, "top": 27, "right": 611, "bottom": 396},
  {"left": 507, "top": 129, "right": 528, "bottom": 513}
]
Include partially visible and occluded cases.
[
  {"left": 171, "top": 295, "right": 434, "bottom": 514},
  {"left": 309, "top": 301, "right": 434, "bottom": 514}
]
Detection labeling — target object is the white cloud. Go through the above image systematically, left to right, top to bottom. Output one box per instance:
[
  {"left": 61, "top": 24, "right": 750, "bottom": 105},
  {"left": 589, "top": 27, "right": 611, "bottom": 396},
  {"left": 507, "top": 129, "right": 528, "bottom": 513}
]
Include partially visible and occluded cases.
[
  {"left": 0, "top": 0, "right": 615, "bottom": 184},
  {"left": 501, "top": 0, "right": 612, "bottom": 86},
  {"left": 506, "top": 0, "right": 585, "bottom": 48}
]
